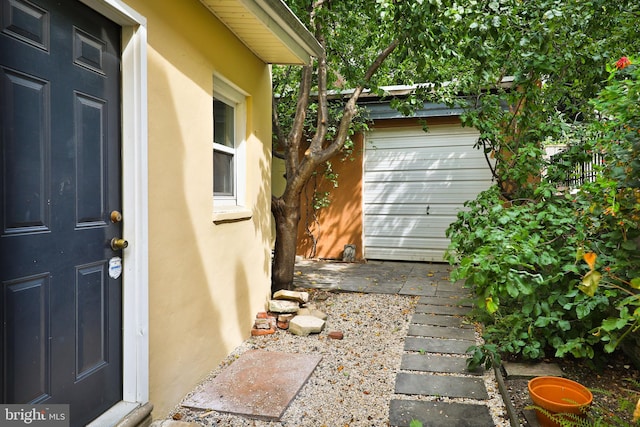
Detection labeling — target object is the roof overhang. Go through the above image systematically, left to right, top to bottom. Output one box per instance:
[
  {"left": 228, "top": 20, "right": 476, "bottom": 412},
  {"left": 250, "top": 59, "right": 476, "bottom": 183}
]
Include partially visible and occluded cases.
[
  {"left": 199, "top": 0, "right": 323, "bottom": 65},
  {"left": 330, "top": 79, "right": 515, "bottom": 120}
]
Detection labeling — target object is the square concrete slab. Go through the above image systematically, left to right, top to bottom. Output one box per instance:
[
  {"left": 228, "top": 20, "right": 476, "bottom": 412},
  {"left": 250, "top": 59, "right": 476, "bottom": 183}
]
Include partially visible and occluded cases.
[
  {"left": 418, "top": 295, "right": 473, "bottom": 307},
  {"left": 415, "top": 304, "right": 470, "bottom": 316},
  {"left": 411, "top": 313, "right": 474, "bottom": 328},
  {"left": 408, "top": 324, "right": 476, "bottom": 341},
  {"left": 404, "top": 337, "right": 474, "bottom": 355},
  {"left": 181, "top": 350, "right": 321, "bottom": 420},
  {"left": 401, "top": 353, "right": 483, "bottom": 375},
  {"left": 502, "top": 361, "right": 564, "bottom": 379},
  {"left": 394, "top": 372, "right": 488, "bottom": 399},
  {"left": 389, "top": 399, "right": 494, "bottom": 427}
]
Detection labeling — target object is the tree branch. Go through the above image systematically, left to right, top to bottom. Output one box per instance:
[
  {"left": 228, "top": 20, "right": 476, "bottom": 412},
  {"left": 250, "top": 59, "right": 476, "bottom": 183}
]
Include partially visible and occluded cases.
[
  {"left": 319, "top": 38, "right": 400, "bottom": 162},
  {"left": 286, "top": 65, "right": 313, "bottom": 179}
]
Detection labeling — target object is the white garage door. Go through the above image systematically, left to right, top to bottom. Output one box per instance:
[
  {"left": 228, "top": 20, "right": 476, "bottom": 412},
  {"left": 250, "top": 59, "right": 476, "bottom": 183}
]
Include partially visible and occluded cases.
[{"left": 363, "top": 124, "right": 494, "bottom": 261}]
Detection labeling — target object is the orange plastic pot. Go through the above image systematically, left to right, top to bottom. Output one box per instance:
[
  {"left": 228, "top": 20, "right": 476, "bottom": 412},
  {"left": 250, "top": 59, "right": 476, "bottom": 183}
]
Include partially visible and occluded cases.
[{"left": 528, "top": 376, "right": 593, "bottom": 427}]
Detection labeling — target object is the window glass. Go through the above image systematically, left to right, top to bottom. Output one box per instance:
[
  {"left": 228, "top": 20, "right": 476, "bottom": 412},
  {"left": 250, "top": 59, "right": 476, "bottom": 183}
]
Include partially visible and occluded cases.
[
  {"left": 213, "top": 97, "right": 235, "bottom": 197},
  {"left": 214, "top": 99, "right": 234, "bottom": 148},
  {"left": 213, "top": 150, "right": 233, "bottom": 195}
]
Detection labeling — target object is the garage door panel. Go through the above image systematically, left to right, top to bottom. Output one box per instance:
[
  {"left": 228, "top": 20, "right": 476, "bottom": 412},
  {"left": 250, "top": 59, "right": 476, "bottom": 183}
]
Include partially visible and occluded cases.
[
  {"left": 363, "top": 124, "right": 493, "bottom": 261},
  {"left": 368, "top": 129, "right": 479, "bottom": 150},
  {"left": 365, "top": 143, "right": 486, "bottom": 161},
  {"left": 365, "top": 156, "right": 490, "bottom": 172},
  {"left": 365, "top": 169, "right": 492, "bottom": 183},
  {"left": 364, "top": 183, "right": 491, "bottom": 205},
  {"left": 364, "top": 203, "right": 466, "bottom": 216},
  {"left": 364, "top": 216, "right": 456, "bottom": 238},
  {"left": 366, "top": 236, "right": 451, "bottom": 250},
  {"left": 365, "top": 247, "right": 447, "bottom": 262}
]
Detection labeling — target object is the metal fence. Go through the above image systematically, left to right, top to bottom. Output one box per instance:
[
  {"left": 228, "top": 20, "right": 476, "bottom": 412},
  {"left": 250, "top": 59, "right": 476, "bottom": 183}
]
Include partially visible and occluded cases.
[{"left": 547, "top": 147, "right": 604, "bottom": 189}]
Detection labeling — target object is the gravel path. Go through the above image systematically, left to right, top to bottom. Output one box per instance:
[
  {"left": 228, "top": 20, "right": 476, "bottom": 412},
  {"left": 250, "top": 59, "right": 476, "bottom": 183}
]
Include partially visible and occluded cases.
[{"left": 166, "top": 291, "right": 509, "bottom": 426}]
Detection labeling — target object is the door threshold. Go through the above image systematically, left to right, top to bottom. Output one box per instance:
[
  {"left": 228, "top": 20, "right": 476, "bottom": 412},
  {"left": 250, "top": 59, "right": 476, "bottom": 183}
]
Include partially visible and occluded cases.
[{"left": 87, "top": 401, "right": 153, "bottom": 427}]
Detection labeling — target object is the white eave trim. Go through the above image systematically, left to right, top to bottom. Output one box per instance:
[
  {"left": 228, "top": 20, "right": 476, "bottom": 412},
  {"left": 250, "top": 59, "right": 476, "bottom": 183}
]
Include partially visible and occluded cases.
[
  {"left": 200, "top": 0, "right": 323, "bottom": 65},
  {"left": 252, "top": 0, "right": 324, "bottom": 61}
]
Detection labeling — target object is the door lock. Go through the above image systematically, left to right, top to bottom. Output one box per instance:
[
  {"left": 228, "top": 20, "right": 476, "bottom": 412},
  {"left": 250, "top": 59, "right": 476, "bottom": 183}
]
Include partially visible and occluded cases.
[
  {"left": 110, "top": 210, "right": 123, "bottom": 223},
  {"left": 110, "top": 238, "right": 129, "bottom": 250}
]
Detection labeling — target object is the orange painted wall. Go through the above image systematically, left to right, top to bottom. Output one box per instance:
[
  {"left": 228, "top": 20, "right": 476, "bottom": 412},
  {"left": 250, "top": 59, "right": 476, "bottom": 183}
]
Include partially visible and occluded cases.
[
  {"left": 296, "top": 116, "right": 462, "bottom": 260},
  {"left": 297, "top": 132, "right": 365, "bottom": 260}
]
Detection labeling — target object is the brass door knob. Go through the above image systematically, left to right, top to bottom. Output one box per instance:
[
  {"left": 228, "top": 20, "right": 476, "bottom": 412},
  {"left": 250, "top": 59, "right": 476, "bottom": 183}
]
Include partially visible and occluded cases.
[{"left": 110, "top": 238, "right": 129, "bottom": 250}]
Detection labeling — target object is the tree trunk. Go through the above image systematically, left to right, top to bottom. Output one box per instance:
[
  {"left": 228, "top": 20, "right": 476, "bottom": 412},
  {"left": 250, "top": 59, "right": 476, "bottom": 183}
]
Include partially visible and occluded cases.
[{"left": 271, "top": 197, "right": 301, "bottom": 294}]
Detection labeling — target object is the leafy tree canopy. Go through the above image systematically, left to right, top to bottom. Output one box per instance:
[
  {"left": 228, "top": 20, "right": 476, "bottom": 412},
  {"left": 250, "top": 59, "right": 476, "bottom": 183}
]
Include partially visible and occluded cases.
[{"left": 271, "top": 0, "right": 640, "bottom": 291}]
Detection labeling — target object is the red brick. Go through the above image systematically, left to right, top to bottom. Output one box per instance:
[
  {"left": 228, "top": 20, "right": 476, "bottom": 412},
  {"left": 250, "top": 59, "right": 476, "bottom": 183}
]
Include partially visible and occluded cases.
[
  {"left": 251, "top": 327, "right": 276, "bottom": 336},
  {"left": 328, "top": 331, "right": 344, "bottom": 340}
]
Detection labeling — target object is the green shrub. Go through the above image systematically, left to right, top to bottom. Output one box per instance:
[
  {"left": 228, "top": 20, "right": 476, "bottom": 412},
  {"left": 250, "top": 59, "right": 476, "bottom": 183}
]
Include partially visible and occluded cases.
[{"left": 446, "top": 57, "right": 640, "bottom": 362}]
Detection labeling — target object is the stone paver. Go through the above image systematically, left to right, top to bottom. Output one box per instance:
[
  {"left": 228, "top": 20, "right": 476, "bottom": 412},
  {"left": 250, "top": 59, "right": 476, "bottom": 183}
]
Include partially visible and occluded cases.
[
  {"left": 292, "top": 260, "right": 499, "bottom": 426},
  {"left": 364, "top": 282, "right": 404, "bottom": 294},
  {"left": 399, "top": 283, "right": 438, "bottom": 296},
  {"left": 418, "top": 295, "right": 473, "bottom": 307},
  {"left": 415, "top": 303, "right": 470, "bottom": 316},
  {"left": 411, "top": 313, "right": 473, "bottom": 328},
  {"left": 408, "top": 324, "right": 476, "bottom": 340},
  {"left": 404, "top": 336, "right": 474, "bottom": 355},
  {"left": 182, "top": 350, "right": 321, "bottom": 420},
  {"left": 401, "top": 353, "right": 482, "bottom": 375},
  {"left": 503, "top": 361, "right": 564, "bottom": 379},
  {"left": 395, "top": 373, "right": 488, "bottom": 399},
  {"left": 389, "top": 400, "right": 494, "bottom": 427}
]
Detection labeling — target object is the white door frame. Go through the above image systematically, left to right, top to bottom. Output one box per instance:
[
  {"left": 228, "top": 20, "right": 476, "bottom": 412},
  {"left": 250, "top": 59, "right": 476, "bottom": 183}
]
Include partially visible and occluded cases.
[{"left": 79, "top": 0, "right": 149, "bottom": 424}]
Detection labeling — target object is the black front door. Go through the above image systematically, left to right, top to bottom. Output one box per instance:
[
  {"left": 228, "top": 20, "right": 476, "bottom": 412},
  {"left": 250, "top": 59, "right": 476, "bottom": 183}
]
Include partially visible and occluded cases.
[{"left": 1, "top": 0, "right": 123, "bottom": 425}]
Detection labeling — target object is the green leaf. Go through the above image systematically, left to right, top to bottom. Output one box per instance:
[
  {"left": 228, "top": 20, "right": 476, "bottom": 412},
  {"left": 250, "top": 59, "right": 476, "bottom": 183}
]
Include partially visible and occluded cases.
[
  {"left": 621, "top": 240, "right": 637, "bottom": 251},
  {"left": 578, "top": 270, "right": 601, "bottom": 297},
  {"left": 630, "top": 278, "right": 640, "bottom": 290},
  {"left": 485, "top": 297, "right": 499, "bottom": 314},
  {"left": 601, "top": 317, "right": 628, "bottom": 332},
  {"left": 557, "top": 320, "right": 571, "bottom": 331}
]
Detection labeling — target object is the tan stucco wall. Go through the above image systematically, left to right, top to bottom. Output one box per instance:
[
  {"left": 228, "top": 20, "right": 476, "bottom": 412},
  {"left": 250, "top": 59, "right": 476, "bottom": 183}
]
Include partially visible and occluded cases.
[{"left": 126, "top": 0, "right": 273, "bottom": 417}]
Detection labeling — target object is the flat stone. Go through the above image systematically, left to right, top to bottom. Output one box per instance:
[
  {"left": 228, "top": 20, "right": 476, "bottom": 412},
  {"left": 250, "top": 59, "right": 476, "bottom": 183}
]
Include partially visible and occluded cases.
[
  {"left": 434, "top": 280, "right": 467, "bottom": 291},
  {"left": 364, "top": 282, "right": 404, "bottom": 294},
  {"left": 398, "top": 282, "right": 438, "bottom": 296},
  {"left": 273, "top": 289, "right": 309, "bottom": 304},
  {"left": 418, "top": 295, "right": 473, "bottom": 307},
  {"left": 268, "top": 299, "right": 300, "bottom": 313},
  {"left": 414, "top": 304, "right": 470, "bottom": 316},
  {"left": 296, "top": 307, "right": 327, "bottom": 320},
  {"left": 411, "top": 313, "right": 473, "bottom": 328},
  {"left": 277, "top": 314, "right": 294, "bottom": 322},
  {"left": 289, "top": 315, "right": 325, "bottom": 336},
  {"left": 408, "top": 324, "right": 476, "bottom": 341},
  {"left": 404, "top": 337, "right": 474, "bottom": 355},
  {"left": 181, "top": 350, "right": 321, "bottom": 420},
  {"left": 401, "top": 353, "right": 482, "bottom": 375},
  {"left": 503, "top": 361, "right": 564, "bottom": 379},
  {"left": 394, "top": 372, "right": 488, "bottom": 399},
  {"left": 389, "top": 399, "right": 494, "bottom": 427},
  {"left": 150, "top": 421, "right": 201, "bottom": 427}
]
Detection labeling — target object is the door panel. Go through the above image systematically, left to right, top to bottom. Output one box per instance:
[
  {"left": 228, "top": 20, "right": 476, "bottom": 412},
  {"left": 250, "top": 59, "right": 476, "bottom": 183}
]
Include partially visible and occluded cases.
[{"left": 1, "top": 0, "right": 122, "bottom": 425}]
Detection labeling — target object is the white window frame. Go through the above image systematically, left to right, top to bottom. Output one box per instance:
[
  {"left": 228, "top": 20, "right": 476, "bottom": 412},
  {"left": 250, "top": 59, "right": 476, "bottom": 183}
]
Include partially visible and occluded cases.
[{"left": 212, "top": 76, "right": 251, "bottom": 223}]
